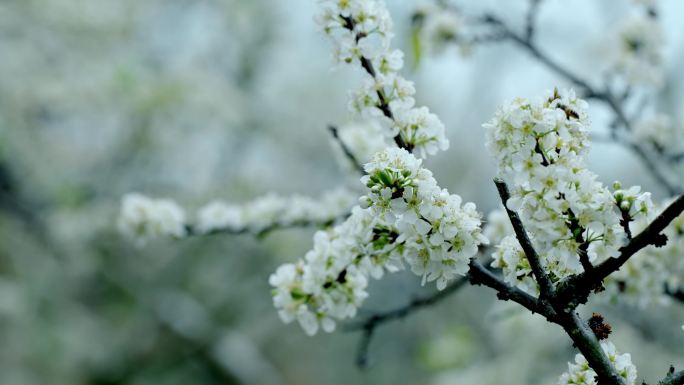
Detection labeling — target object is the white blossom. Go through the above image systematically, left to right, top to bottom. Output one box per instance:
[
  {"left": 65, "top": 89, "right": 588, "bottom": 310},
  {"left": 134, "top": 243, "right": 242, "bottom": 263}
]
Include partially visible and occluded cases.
[
  {"left": 317, "top": 0, "right": 449, "bottom": 158},
  {"left": 418, "top": 3, "right": 468, "bottom": 54},
  {"left": 611, "top": 14, "right": 664, "bottom": 88},
  {"left": 483, "top": 89, "right": 655, "bottom": 292},
  {"left": 633, "top": 113, "right": 681, "bottom": 151},
  {"left": 331, "top": 120, "right": 389, "bottom": 167},
  {"left": 270, "top": 148, "right": 487, "bottom": 334},
  {"left": 118, "top": 193, "right": 187, "bottom": 244},
  {"left": 604, "top": 197, "right": 684, "bottom": 307},
  {"left": 196, "top": 201, "right": 243, "bottom": 234},
  {"left": 483, "top": 207, "right": 513, "bottom": 246},
  {"left": 558, "top": 341, "right": 637, "bottom": 385}
]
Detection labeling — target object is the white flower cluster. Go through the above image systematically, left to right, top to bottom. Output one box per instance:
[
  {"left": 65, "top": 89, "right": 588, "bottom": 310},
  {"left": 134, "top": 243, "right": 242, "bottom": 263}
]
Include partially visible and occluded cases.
[
  {"left": 317, "top": 0, "right": 449, "bottom": 158},
  {"left": 413, "top": 3, "right": 467, "bottom": 54},
  {"left": 612, "top": 13, "right": 664, "bottom": 88},
  {"left": 484, "top": 89, "right": 654, "bottom": 294},
  {"left": 632, "top": 113, "right": 682, "bottom": 152},
  {"left": 331, "top": 120, "right": 389, "bottom": 169},
  {"left": 270, "top": 148, "right": 487, "bottom": 335},
  {"left": 361, "top": 148, "right": 488, "bottom": 289},
  {"left": 612, "top": 183, "right": 654, "bottom": 224},
  {"left": 196, "top": 188, "right": 356, "bottom": 235},
  {"left": 119, "top": 189, "right": 356, "bottom": 243},
  {"left": 118, "top": 193, "right": 187, "bottom": 244},
  {"left": 605, "top": 197, "right": 684, "bottom": 307},
  {"left": 269, "top": 206, "right": 383, "bottom": 336},
  {"left": 483, "top": 207, "right": 513, "bottom": 246},
  {"left": 558, "top": 341, "right": 637, "bottom": 385}
]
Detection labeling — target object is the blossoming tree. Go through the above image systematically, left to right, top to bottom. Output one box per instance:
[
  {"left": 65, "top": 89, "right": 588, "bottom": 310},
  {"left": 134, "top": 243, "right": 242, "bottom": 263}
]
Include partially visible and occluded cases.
[{"left": 120, "top": 1, "right": 684, "bottom": 384}]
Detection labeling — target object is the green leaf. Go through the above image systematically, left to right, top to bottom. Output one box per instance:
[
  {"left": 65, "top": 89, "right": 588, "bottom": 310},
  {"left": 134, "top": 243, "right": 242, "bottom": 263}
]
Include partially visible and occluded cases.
[{"left": 410, "top": 26, "right": 422, "bottom": 71}]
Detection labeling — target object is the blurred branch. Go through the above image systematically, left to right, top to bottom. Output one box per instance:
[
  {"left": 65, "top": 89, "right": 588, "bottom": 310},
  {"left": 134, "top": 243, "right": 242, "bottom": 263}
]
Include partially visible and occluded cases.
[
  {"left": 524, "top": 0, "right": 542, "bottom": 42},
  {"left": 476, "top": 13, "right": 681, "bottom": 195},
  {"left": 328, "top": 125, "right": 365, "bottom": 174},
  {"left": 668, "top": 152, "right": 684, "bottom": 163},
  {"left": 0, "top": 158, "right": 240, "bottom": 385},
  {"left": 184, "top": 213, "right": 350, "bottom": 238},
  {"left": 348, "top": 252, "right": 557, "bottom": 369},
  {"left": 347, "top": 276, "right": 469, "bottom": 368},
  {"left": 665, "top": 286, "right": 684, "bottom": 303},
  {"left": 657, "top": 367, "right": 684, "bottom": 385}
]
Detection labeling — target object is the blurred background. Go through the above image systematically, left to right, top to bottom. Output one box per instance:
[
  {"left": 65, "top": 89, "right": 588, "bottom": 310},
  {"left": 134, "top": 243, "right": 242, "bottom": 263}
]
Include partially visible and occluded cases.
[{"left": 1, "top": 0, "right": 683, "bottom": 384}]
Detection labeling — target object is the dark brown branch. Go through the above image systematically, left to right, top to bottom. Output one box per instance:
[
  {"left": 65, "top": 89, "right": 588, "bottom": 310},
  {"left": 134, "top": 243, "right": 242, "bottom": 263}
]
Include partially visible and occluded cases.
[
  {"left": 328, "top": 125, "right": 365, "bottom": 174},
  {"left": 493, "top": 178, "right": 555, "bottom": 297},
  {"left": 557, "top": 194, "right": 684, "bottom": 307},
  {"left": 584, "top": 194, "right": 684, "bottom": 280},
  {"left": 349, "top": 256, "right": 557, "bottom": 368},
  {"left": 468, "top": 259, "right": 555, "bottom": 319},
  {"left": 348, "top": 276, "right": 469, "bottom": 368},
  {"left": 666, "top": 287, "right": 684, "bottom": 303},
  {"left": 557, "top": 312, "right": 627, "bottom": 385},
  {"left": 657, "top": 368, "right": 684, "bottom": 385}
]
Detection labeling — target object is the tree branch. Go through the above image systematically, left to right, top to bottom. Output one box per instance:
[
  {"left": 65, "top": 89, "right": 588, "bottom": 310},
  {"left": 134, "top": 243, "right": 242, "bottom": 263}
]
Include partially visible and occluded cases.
[
  {"left": 480, "top": 13, "right": 680, "bottom": 195},
  {"left": 340, "top": 15, "right": 411, "bottom": 151},
  {"left": 328, "top": 125, "right": 365, "bottom": 174},
  {"left": 493, "top": 178, "right": 555, "bottom": 298},
  {"left": 557, "top": 194, "right": 684, "bottom": 307},
  {"left": 185, "top": 214, "right": 349, "bottom": 238},
  {"left": 348, "top": 255, "right": 558, "bottom": 368},
  {"left": 468, "top": 259, "right": 555, "bottom": 319},
  {"left": 348, "top": 276, "right": 469, "bottom": 368},
  {"left": 557, "top": 312, "right": 627, "bottom": 385},
  {"left": 657, "top": 367, "right": 684, "bottom": 385}
]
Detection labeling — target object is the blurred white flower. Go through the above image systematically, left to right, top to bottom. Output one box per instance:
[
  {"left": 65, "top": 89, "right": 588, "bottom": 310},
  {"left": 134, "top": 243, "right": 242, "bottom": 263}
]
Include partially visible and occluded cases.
[
  {"left": 611, "top": 15, "right": 664, "bottom": 88},
  {"left": 633, "top": 113, "right": 681, "bottom": 151},
  {"left": 118, "top": 193, "right": 187, "bottom": 244},
  {"left": 558, "top": 341, "right": 637, "bottom": 385}
]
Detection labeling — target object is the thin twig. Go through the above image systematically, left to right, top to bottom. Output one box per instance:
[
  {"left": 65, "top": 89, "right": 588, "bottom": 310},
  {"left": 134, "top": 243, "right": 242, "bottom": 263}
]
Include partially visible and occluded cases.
[
  {"left": 480, "top": 13, "right": 680, "bottom": 195},
  {"left": 340, "top": 15, "right": 411, "bottom": 151},
  {"left": 328, "top": 125, "right": 365, "bottom": 174},
  {"left": 493, "top": 179, "right": 555, "bottom": 298},
  {"left": 557, "top": 194, "right": 684, "bottom": 307},
  {"left": 184, "top": 214, "right": 349, "bottom": 238},
  {"left": 348, "top": 276, "right": 469, "bottom": 368},
  {"left": 657, "top": 368, "right": 684, "bottom": 385}
]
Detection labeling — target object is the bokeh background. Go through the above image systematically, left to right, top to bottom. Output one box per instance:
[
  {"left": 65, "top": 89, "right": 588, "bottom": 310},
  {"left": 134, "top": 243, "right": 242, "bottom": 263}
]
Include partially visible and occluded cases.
[{"left": 1, "top": 0, "right": 684, "bottom": 384}]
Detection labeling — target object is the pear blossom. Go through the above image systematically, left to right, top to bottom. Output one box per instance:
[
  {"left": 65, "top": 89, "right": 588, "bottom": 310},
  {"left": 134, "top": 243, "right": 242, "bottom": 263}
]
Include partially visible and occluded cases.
[
  {"left": 317, "top": 0, "right": 449, "bottom": 158},
  {"left": 416, "top": 3, "right": 468, "bottom": 54},
  {"left": 612, "top": 14, "right": 664, "bottom": 87},
  {"left": 484, "top": 89, "right": 656, "bottom": 292},
  {"left": 632, "top": 113, "right": 681, "bottom": 151},
  {"left": 331, "top": 120, "right": 389, "bottom": 168},
  {"left": 270, "top": 148, "right": 487, "bottom": 334},
  {"left": 197, "top": 188, "right": 357, "bottom": 234},
  {"left": 118, "top": 193, "right": 187, "bottom": 244},
  {"left": 605, "top": 197, "right": 684, "bottom": 306},
  {"left": 196, "top": 201, "right": 243, "bottom": 234},
  {"left": 483, "top": 207, "right": 513, "bottom": 246},
  {"left": 558, "top": 341, "right": 637, "bottom": 385}
]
